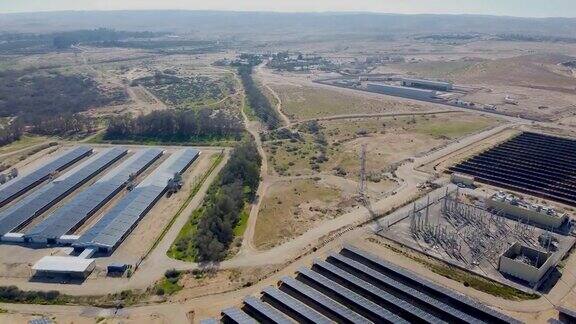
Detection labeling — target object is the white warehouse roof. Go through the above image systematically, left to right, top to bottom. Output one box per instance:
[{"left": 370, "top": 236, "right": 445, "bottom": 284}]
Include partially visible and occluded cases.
[{"left": 32, "top": 256, "right": 95, "bottom": 273}]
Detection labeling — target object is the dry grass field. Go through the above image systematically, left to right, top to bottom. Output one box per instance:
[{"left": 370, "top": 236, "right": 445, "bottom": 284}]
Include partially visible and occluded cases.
[
  {"left": 272, "top": 84, "right": 428, "bottom": 121},
  {"left": 253, "top": 178, "right": 343, "bottom": 250}
]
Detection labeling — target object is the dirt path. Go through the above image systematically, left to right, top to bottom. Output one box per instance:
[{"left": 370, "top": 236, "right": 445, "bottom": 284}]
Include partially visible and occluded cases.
[{"left": 256, "top": 63, "right": 291, "bottom": 127}]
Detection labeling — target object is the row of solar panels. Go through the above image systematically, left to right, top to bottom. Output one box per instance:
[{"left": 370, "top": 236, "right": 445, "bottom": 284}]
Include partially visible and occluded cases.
[
  {"left": 0, "top": 146, "right": 93, "bottom": 208},
  {"left": 0, "top": 147, "right": 128, "bottom": 236},
  {"left": 24, "top": 148, "right": 164, "bottom": 243},
  {"left": 73, "top": 148, "right": 199, "bottom": 252},
  {"left": 202, "top": 245, "right": 519, "bottom": 324}
]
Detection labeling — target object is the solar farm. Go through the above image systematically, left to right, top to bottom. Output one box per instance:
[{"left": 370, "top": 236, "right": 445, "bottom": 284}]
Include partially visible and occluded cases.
[
  {"left": 450, "top": 132, "right": 576, "bottom": 207},
  {"left": 0, "top": 144, "right": 203, "bottom": 280},
  {"left": 202, "top": 245, "right": 519, "bottom": 324}
]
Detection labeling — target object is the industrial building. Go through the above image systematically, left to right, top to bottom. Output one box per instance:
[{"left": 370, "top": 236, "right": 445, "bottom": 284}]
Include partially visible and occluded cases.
[
  {"left": 401, "top": 77, "right": 453, "bottom": 91},
  {"left": 366, "top": 82, "right": 438, "bottom": 100},
  {"left": 450, "top": 132, "right": 576, "bottom": 206},
  {"left": 0, "top": 146, "right": 92, "bottom": 208},
  {"left": 0, "top": 147, "right": 127, "bottom": 239},
  {"left": 24, "top": 148, "right": 163, "bottom": 244},
  {"left": 73, "top": 148, "right": 199, "bottom": 253},
  {"left": 487, "top": 191, "right": 569, "bottom": 230},
  {"left": 499, "top": 243, "right": 555, "bottom": 284},
  {"left": 202, "top": 245, "right": 519, "bottom": 324},
  {"left": 32, "top": 256, "right": 95, "bottom": 279}
]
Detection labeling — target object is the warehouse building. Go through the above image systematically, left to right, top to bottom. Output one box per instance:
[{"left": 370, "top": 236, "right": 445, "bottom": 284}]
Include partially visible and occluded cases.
[
  {"left": 401, "top": 78, "right": 453, "bottom": 91},
  {"left": 366, "top": 83, "right": 438, "bottom": 100},
  {"left": 487, "top": 191, "right": 569, "bottom": 229},
  {"left": 499, "top": 243, "right": 554, "bottom": 284},
  {"left": 32, "top": 256, "right": 95, "bottom": 279}
]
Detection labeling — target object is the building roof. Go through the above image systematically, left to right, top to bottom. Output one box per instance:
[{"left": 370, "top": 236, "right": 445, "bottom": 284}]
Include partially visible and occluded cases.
[{"left": 32, "top": 256, "right": 95, "bottom": 273}]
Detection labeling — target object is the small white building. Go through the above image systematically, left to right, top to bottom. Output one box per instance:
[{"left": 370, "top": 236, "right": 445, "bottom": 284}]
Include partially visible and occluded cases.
[
  {"left": 499, "top": 243, "right": 554, "bottom": 284},
  {"left": 32, "top": 256, "right": 95, "bottom": 278}
]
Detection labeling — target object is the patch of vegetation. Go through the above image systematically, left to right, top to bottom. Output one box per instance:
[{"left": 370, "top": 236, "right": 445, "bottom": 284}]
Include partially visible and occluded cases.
[
  {"left": 238, "top": 65, "right": 280, "bottom": 129},
  {"left": 0, "top": 70, "right": 126, "bottom": 124},
  {"left": 133, "top": 72, "right": 235, "bottom": 109},
  {"left": 104, "top": 109, "right": 243, "bottom": 144},
  {"left": 0, "top": 119, "right": 23, "bottom": 147},
  {"left": 170, "top": 141, "right": 262, "bottom": 262},
  {"left": 233, "top": 208, "right": 250, "bottom": 237},
  {"left": 154, "top": 269, "right": 183, "bottom": 296},
  {"left": 0, "top": 286, "right": 65, "bottom": 305}
]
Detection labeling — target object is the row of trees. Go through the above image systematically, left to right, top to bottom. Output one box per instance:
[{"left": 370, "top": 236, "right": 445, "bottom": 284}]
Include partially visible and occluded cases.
[
  {"left": 52, "top": 28, "right": 165, "bottom": 49},
  {"left": 238, "top": 65, "right": 281, "bottom": 129},
  {"left": 105, "top": 109, "right": 244, "bottom": 142},
  {"left": 30, "top": 114, "right": 96, "bottom": 137},
  {"left": 0, "top": 120, "right": 23, "bottom": 146},
  {"left": 173, "top": 141, "right": 261, "bottom": 262}
]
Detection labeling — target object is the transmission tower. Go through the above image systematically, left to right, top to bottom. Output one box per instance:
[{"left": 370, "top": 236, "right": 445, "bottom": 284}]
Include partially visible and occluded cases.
[
  {"left": 357, "top": 144, "right": 382, "bottom": 231},
  {"left": 358, "top": 144, "right": 367, "bottom": 197}
]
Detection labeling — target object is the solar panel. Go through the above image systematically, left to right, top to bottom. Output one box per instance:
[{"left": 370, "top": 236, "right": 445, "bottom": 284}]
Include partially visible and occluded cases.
[
  {"left": 0, "top": 146, "right": 92, "bottom": 208},
  {"left": 0, "top": 147, "right": 127, "bottom": 236},
  {"left": 25, "top": 149, "right": 163, "bottom": 243},
  {"left": 74, "top": 149, "right": 199, "bottom": 251},
  {"left": 341, "top": 245, "right": 521, "bottom": 324},
  {"left": 328, "top": 253, "right": 484, "bottom": 324},
  {"left": 312, "top": 260, "right": 446, "bottom": 324},
  {"left": 297, "top": 267, "right": 407, "bottom": 324},
  {"left": 279, "top": 276, "right": 370, "bottom": 324},
  {"left": 261, "top": 286, "right": 332, "bottom": 324},
  {"left": 242, "top": 296, "right": 292, "bottom": 324},
  {"left": 221, "top": 307, "right": 257, "bottom": 324},
  {"left": 199, "top": 318, "right": 219, "bottom": 324}
]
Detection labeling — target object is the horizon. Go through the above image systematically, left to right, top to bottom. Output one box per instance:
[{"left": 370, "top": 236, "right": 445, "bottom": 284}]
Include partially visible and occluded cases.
[{"left": 0, "top": 0, "right": 575, "bottom": 19}]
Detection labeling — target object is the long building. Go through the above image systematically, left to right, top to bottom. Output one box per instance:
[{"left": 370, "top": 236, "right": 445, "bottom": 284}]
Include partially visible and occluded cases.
[
  {"left": 401, "top": 77, "right": 453, "bottom": 91},
  {"left": 367, "top": 82, "right": 438, "bottom": 100},
  {"left": 0, "top": 146, "right": 92, "bottom": 208},
  {"left": 0, "top": 147, "right": 127, "bottom": 238},
  {"left": 24, "top": 148, "right": 163, "bottom": 244},
  {"left": 73, "top": 148, "right": 199, "bottom": 253},
  {"left": 487, "top": 191, "right": 569, "bottom": 229}
]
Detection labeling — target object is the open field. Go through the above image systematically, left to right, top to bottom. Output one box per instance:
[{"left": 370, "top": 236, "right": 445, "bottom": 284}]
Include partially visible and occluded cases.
[
  {"left": 272, "top": 84, "right": 430, "bottom": 121},
  {"left": 266, "top": 112, "right": 501, "bottom": 181},
  {"left": 253, "top": 178, "right": 344, "bottom": 250}
]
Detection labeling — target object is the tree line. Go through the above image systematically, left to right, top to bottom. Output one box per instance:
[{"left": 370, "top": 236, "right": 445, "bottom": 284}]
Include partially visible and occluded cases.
[
  {"left": 238, "top": 65, "right": 281, "bottom": 129},
  {"left": 105, "top": 109, "right": 244, "bottom": 142},
  {"left": 0, "top": 121, "right": 23, "bottom": 146},
  {"left": 173, "top": 141, "right": 261, "bottom": 261}
]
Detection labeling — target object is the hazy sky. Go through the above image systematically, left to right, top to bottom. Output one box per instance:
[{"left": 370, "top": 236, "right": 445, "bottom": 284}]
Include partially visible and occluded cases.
[{"left": 0, "top": 0, "right": 575, "bottom": 18}]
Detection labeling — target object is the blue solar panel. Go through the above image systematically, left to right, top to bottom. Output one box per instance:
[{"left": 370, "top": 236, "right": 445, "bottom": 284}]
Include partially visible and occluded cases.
[
  {"left": 0, "top": 146, "right": 92, "bottom": 207},
  {"left": 0, "top": 147, "right": 127, "bottom": 236},
  {"left": 25, "top": 149, "right": 163, "bottom": 243},
  {"left": 74, "top": 149, "right": 199, "bottom": 251},
  {"left": 341, "top": 245, "right": 521, "bottom": 324},
  {"left": 328, "top": 253, "right": 484, "bottom": 324},
  {"left": 312, "top": 260, "right": 446, "bottom": 323},
  {"left": 297, "top": 267, "right": 408, "bottom": 324},
  {"left": 279, "top": 276, "right": 370, "bottom": 323},
  {"left": 262, "top": 286, "right": 332, "bottom": 324},
  {"left": 242, "top": 296, "right": 292, "bottom": 324},
  {"left": 221, "top": 307, "right": 257, "bottom": 324}
]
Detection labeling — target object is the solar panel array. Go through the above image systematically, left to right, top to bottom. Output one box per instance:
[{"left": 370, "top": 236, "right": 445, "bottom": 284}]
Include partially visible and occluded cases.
[
  {"left": 450, "top": 132, "right": 576, "bottom": 206},
  {"left": 0, "top": 146, "right": 92, "bottom": 208},
  {"left": 0, "top": 147, "right": 127, "bottom": 236},
  {"left": 74, "top": 148, "right": 199, "bottom": 252},
  {"left": 24, "top": 149, "right": 163, "bottom": 243},
  {"left": 202, "top": 245, "right": 520, "bottom": 324}
]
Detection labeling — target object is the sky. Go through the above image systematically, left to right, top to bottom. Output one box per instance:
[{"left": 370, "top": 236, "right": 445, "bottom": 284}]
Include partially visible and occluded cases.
[{"left": 0, "top": 0, "right": 575, "bottom": 18}]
